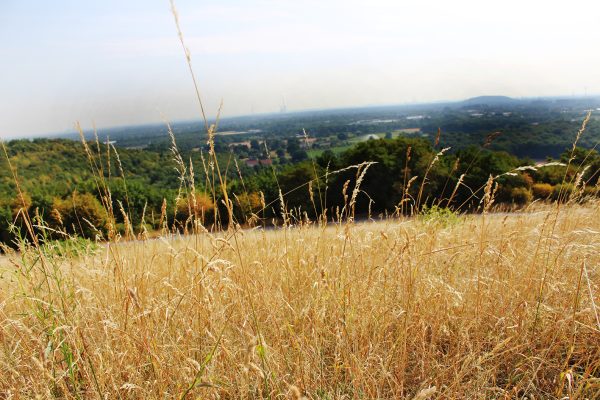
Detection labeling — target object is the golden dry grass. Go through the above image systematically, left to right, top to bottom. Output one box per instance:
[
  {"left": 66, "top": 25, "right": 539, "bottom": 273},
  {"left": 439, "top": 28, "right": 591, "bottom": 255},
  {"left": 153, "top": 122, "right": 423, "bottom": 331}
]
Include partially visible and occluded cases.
[
  {"left": 1, "top": 3, "right": 598, "bottom": 398},
  {"left": 1, "top": 203, "right": 599, "bottom": 398}
]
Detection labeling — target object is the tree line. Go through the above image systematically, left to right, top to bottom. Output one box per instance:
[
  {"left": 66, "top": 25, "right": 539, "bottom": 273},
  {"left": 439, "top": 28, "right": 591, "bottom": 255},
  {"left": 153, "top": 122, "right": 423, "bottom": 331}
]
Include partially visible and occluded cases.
[{"left": 1, "top": 135, "right": 598, "bottom": 247}]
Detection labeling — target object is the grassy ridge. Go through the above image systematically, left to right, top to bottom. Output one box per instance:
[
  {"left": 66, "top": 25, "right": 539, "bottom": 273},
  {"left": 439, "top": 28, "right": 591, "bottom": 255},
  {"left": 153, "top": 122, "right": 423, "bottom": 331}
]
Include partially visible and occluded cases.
[
  {"left": 1, "top": 3, "right": 599, "bottom": 397},
  {"left": 1, "top": 204, "right": 599, "bottom": 397}
]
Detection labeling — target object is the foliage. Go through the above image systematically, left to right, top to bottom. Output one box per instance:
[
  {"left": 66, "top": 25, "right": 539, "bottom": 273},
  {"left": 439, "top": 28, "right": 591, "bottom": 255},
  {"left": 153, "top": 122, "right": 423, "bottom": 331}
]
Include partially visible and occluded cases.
[
  {"left": 84, "top": 97, "right": 600, "bottom": 161},
  {"left": 0, "top": 130, "right": 598, "bottom": 247},
  {"left": 531, "top": 183, "right": 553, "bottom": 199},
  {"left": 551, "top": 183, "right": 574, "bottom": 202},
  {"left": 582, "top": 185, "right": 600, "bottom": 198},
  {"left": 510, "top": 187, "right": 532, "bottom": 205},
  {"left": 50, "top": 192, "right": 107, "bottom": 239},
  {"left": 174, "top": 192, "right": 215, "bottom": 227},
  {"left": 420, "top": 205, "right": 459, "bottom": 226},
  {"left": 41, "top": 237, "right": 98, "bottom": 259}
]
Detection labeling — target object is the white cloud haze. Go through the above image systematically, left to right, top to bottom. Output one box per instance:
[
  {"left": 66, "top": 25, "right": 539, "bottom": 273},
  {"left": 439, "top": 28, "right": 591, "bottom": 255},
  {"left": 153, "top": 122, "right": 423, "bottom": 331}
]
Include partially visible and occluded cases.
[{"left": 1, "top": 0, "right": 599, "bottom": 137}]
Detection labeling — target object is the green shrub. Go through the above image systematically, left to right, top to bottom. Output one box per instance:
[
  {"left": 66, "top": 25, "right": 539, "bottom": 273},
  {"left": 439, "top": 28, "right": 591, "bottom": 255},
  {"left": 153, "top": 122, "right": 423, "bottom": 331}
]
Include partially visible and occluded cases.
[
  {"left": 531, "top": 183, "right": 553, "bottom": 199},
  {"left": 550, "top": 183, "right": 574, "bottom": 202},
  {"left": 582, "top": 186, "right": 600, "bottom": 198},
  {"left": 510, "top": 187, "right": 532, "bottom": 205},
  {"left": 50, "top": 192, "right": 107, "bottom": 239},
  {"left": 174, "top": 193, "right": 215, "bottom": 227},
  {"left": 420, "top": 205, "right": 459, "bottom": 227}
]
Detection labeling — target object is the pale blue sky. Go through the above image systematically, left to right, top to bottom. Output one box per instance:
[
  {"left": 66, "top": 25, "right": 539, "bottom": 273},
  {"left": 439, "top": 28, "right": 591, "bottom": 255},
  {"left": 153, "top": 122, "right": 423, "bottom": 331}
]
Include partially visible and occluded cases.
[{"left": 1, "top": 0, "right": 600, "bottom": 137}]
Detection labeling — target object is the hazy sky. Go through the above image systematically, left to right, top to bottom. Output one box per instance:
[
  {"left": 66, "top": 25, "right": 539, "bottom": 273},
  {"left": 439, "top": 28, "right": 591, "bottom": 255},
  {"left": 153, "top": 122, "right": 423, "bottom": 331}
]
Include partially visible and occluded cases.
[{"left": 1, "top": 0, "right": 600, "bottom": 137}]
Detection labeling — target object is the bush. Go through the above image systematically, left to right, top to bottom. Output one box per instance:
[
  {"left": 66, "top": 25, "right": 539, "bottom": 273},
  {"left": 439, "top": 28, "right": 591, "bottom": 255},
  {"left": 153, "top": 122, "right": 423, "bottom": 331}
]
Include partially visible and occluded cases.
[
  {"left": 531, "top": 183, "right": 553, "bottom": 199},
  {"left": 550, "top": 183, "right": 574, "bottom": 202},
  {"left": 582, "top": 186, "right": 600, "bottom": 198},
  {"left": 510, "top": 187, "right": 532, "bottom": 205},
  {"left": 50, "top": 192, "right": 107, "bottom": 239},
  {"left": 235, "top": 192, "right": 263, "bottom": 221},
  {"left": 9, "top": 193, "right": 32, "bottom": 220},
  {"left": 175, "top": 193, "right": 215, "bottom": 227},
  {"left": 0, "top": 203, "right": 13, "bottom": 246},
  {"left": 420, "top": 205, "right": 459, "bottom": 227}
]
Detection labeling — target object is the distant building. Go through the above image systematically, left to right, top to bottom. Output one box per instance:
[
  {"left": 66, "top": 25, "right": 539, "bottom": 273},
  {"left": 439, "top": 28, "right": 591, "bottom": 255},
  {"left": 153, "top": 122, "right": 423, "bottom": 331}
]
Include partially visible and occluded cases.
[{"left": 244, "top": 158, "right": 272, "bottom": 168}]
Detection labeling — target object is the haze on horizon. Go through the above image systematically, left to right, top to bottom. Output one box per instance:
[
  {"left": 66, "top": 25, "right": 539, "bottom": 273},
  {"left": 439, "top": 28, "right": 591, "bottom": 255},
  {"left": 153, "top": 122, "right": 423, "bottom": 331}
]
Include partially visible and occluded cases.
[{"left": 1, "top": 0, "right": 600, "bottom": 138}]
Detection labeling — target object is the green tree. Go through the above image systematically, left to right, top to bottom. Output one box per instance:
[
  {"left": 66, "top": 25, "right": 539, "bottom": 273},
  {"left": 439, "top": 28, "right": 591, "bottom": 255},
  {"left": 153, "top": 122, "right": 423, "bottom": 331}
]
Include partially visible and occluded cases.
[{"left": 50, "top": 192, "right": 107, "bottom": 239}]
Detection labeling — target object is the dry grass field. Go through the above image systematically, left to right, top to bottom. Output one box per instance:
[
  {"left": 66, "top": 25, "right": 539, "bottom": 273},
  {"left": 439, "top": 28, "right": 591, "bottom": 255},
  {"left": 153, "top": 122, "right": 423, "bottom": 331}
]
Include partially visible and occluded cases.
[
  {"left": 0, "top": 3, "right": 598, "bottom": 398},
  {"left": 1, "top": 203, "right": 599, "bottom": 398}
]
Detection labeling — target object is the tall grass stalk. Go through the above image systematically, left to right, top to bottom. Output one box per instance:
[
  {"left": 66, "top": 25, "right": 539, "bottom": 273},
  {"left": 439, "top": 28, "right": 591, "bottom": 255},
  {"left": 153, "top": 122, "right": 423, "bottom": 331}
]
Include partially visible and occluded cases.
[{"left": 0, "top": 4, "right": 599, "bottom": 398}]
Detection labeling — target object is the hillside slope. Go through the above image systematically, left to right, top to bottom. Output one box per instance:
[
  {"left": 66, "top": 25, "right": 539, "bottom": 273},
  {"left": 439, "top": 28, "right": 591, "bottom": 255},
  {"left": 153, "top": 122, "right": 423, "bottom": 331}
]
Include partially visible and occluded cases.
[{"left": 1, "top": 203, "right": 599, "bottom": 397}]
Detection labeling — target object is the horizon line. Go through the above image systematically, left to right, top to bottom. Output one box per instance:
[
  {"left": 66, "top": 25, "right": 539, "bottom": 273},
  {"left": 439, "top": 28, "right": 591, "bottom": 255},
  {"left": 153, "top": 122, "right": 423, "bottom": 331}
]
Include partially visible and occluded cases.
[{"left": 3, "top": 92, "right": 599, "bottom": 141}]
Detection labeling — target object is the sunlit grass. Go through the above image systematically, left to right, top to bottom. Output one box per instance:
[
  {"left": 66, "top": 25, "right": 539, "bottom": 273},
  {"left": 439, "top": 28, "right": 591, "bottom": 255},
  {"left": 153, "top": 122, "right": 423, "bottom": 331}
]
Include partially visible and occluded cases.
[
  {"left": 0, "top": 2, "right": 598, "bottom": 397},
  {"left": 1, "top": 203, "right": 599, "bottom": 398}
]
